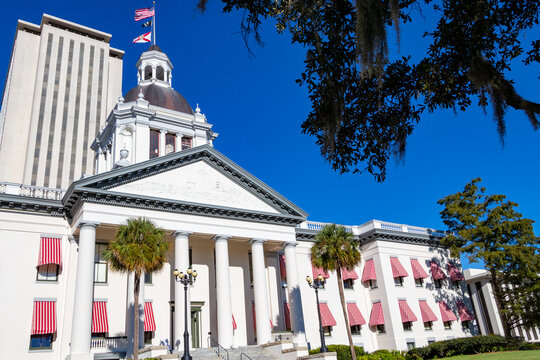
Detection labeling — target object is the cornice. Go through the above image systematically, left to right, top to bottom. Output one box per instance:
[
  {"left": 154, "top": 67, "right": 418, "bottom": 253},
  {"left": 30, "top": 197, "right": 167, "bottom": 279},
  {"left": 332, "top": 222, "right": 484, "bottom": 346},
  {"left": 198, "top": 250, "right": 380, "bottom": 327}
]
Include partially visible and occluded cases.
[
  {"left": 0, "top": 193, "right": 64, "bottom": 217},
  {"left": 358, "top": 228, "right": 444, "bottom": 247}
]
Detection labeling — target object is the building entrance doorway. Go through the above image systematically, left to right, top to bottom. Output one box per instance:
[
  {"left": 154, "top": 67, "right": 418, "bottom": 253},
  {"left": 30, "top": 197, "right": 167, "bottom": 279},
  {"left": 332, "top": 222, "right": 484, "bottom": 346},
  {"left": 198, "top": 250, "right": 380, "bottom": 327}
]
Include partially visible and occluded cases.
[{"left": 170, "top": 301, "right": 204, "bottom": 349}]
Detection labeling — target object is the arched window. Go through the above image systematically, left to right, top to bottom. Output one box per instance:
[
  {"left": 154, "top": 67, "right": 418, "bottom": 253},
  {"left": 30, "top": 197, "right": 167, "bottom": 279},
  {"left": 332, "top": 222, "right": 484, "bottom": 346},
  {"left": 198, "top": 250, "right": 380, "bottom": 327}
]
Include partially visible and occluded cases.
[
  {"left": 144, "top": 65, "right": 152, "bottom": 80},
  {"left": 156, "top": 66, "right": 165, "bottom": 81}
]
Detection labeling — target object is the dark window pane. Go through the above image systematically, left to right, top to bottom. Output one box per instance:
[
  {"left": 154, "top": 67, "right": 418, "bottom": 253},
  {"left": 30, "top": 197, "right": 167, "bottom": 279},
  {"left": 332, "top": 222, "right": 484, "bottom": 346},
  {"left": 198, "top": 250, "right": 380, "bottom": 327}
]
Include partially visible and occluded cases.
[{"left": 150, "top": 130, "right": 160, "bottom": 158}]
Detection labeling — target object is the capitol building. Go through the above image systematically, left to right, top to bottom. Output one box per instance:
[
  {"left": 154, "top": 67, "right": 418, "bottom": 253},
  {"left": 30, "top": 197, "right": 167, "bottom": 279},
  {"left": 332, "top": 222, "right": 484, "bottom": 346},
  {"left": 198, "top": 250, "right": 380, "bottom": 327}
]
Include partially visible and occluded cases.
[{"left": 0, "top": 13, "right": 526, "bottom": 360}]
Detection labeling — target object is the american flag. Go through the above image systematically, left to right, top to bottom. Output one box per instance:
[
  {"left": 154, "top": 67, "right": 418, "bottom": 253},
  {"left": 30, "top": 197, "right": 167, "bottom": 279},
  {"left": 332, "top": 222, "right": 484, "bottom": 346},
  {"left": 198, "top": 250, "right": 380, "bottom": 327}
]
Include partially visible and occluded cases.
[{"left": 135, "top": 6, "right": 154, "bottom": 21}]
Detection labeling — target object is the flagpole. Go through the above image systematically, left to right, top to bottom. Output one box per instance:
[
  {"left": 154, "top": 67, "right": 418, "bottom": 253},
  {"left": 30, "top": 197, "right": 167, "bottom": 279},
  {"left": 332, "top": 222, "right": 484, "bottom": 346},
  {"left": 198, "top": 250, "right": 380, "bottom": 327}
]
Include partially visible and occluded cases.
[{"left": 153, "top": 0, "right": 156, "bottom": 46}]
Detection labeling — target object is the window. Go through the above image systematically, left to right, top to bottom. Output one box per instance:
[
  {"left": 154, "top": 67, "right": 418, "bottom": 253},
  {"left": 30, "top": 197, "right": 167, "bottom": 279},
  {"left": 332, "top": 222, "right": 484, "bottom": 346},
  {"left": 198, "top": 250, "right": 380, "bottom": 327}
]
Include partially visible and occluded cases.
[
  {"left": 144, "top": 65, "right": 152, "bottom": 80},
  {"left": 156, "top": 66, "right": 164, "bottom": 81},
  {"left": 149, "top": 129, "right": 160, "bottom": 158},
  {"left": 165, "top": 133, "right": 176, "bottom": 154},
  {"left": 181, "top": 136, "right": 192, "bottom": 150},
  {"left": 94, "top": 243, "right": 108, "bottom": 283},
  {"left": 36, "top": 264, "right": 59, "bottom": 282},
  {"left": 144, "top": 272, "right": 152, "bottom": 284},
  {"left": 394, "top": 276, "right": 404, "bottom": 286},
  {"left": 415, "top": 278, "right": 424, "bottom": 287},
  {"left": 344, "top": 279, "right": 354, "bottom": 289},
  {"left": 369, "top": 279, "right": 378, "bottom": 289},
  {"left": 434, "top": 279, "right": 443, "bottom": 289},
  {"left": 452, "top": 280, "right": 460, "bottom": 288},
  {"left": 403, "top": 321, "right": 413, "bottom": 331},
  {"left": 424, "top": 321, "right": 433, "bottom": 331},
  {"left": 444, "top": 321, "right": 452, "bottom": 330},
  {"left": 462, "top": 321, "right": 470, "bottom": 330},
  {"left": 377, "top": 324, "right": 386, "bottom": 334},
  {"left": 351, "top": 325, "right": 361, "bottom": 335},
  {"left": 323, "top": 326, "right": 332, "bottom": 336},
  {"left": 144, "top": 331, "right": 153, "bottom": 345},
  {"left": 29, "top": 334, "right": 53, "bottom": 349},
  {"left": 428, "top": 340, "right": 436, "bottom": 345},
  {"left": 406, "top": 341, "right": 416, "bottom": 351}
]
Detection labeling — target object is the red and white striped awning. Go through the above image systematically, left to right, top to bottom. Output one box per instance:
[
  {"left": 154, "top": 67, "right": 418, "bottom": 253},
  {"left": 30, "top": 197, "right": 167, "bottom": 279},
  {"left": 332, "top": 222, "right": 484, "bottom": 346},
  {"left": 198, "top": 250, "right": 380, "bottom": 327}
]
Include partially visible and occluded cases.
[
  {"left": 37, "top": 237, "right": 62, "bottom": 267},
  {"left": 279, "top": 254, "right": 287, "bottom": 280},
  {"left": 390, "top": 257, "right": 409, "bottom": 278},
  {"left": 361, "top": 259, "right": 377, "bottom": 282},
  {"left": 410, "top": 259, "right": 429, "bottom": 279},
  {"left": 430, "top": 261, "right": 446, "bottom": 280},
  {"left": 311, "top": 263, "right": 330, "bottom": 279},
  {"left": 447, "top": 263, "right": 465, "bottom": 282},
  {"left": 341, "top": 267, "right": 359, "bottom": 280},
  {"left": 31, "top": 300, "right": 56, "bottom": 335},
  {"left": 398, "top": 300, "right": 417, "bottom": 323},
  {"left": 418, "top": 300, "right": 438, "bottom": 322},
  {"left": 92, "top": 301, "right": 109, "bottom": 333},
  {"left": 439, "top": 301, "right": 457, "bottom": 322},
  {"left": 457, "top": 301, "right": 475, "bottom": 321},
  {"left": 144, "top": 302, "right": 156, "bottom": 332},
  {"left": 369, "top": 302, "right": 384, "bottom": 326},
  {"left": 284, "top": 303, "right": 291, "bottom": 330},
  {"left": 318, "top": 303, "right": 337, "bottom": 327},
  {"left": 346, "top": 303, "right": 366, "bottom": 326},
  {"left": 232, "top": 315, "right": 237, "bottom": 330}
]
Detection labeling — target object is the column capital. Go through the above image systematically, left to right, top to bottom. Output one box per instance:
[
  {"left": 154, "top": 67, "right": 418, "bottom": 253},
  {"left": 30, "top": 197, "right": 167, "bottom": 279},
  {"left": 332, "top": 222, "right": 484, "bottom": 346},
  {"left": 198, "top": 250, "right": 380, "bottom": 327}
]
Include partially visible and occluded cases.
[
  {"left": 160, "top": 129, "right": 167, "bottom": 134},
  {"left": 79, "top": 221, "right": 100, "bottom": 230},
  {"left": 173, "top": 230, "right": 192, "bottom": 238},
  {"left": 213, "top": 234, "right": 231, "bottom": 242},
  {"left": 250, "top": 238, "right": 267, "bottom": 245},
  {"left": 282, "top": 241, "right": 298, "bottom": 249}
]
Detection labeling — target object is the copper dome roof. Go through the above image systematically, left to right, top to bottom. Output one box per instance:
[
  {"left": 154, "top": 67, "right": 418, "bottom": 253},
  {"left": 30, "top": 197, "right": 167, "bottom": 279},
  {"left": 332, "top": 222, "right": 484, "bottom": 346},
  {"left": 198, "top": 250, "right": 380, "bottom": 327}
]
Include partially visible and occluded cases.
[{"left": 124, "top": 84, "right": 194, "bottom": 114}]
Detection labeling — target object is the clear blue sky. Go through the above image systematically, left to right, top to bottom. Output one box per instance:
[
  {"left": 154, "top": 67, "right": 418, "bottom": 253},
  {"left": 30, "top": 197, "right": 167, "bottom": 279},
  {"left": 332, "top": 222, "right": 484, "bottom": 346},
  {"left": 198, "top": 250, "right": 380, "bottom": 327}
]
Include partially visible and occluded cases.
[{"left": 2, "top": 1, "right": 538, "bottom": 270}]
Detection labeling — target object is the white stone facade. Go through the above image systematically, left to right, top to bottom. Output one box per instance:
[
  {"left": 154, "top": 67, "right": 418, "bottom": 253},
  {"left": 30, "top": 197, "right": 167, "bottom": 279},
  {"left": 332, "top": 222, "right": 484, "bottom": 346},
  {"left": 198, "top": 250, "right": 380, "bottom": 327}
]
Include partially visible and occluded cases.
[{"left": 0, "top": 13, "right": 495, "bottom": 360}]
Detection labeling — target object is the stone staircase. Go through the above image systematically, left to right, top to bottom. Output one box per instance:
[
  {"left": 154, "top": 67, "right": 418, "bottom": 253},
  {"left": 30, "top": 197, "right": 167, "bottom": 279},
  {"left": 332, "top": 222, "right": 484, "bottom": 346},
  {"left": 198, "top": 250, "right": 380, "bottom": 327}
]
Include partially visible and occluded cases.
[{"left": 228, "top": 345, "right": 281, "bottom": 360}]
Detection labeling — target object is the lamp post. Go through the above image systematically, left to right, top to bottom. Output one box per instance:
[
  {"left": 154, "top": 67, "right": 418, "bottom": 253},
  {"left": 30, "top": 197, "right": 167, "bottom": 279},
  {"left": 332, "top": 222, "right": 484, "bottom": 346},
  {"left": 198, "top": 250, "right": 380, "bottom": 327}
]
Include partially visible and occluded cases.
[
  {"left": 173, "top": 268, "right": 198, "bottom": 360},
  {"left": 306, "top": 275, "right": 328, "bottom": 353}
]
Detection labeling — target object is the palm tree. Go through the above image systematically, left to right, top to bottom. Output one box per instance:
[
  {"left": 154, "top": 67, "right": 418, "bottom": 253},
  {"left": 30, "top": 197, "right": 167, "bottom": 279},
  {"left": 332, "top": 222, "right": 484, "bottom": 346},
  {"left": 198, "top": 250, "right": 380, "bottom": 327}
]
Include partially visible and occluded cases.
[
  {"left": 102, "top": 217, "right": 169, "bottom": 360},
  {"left": 311, "top": 224, "right": 361, "bottom": 360}
]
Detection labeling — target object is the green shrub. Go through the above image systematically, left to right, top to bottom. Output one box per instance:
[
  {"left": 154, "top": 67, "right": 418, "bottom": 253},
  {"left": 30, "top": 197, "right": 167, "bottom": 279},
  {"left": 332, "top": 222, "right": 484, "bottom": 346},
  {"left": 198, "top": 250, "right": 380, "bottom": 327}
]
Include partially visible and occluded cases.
[
  {"left": 406, "top": 335, "right": 528, "bottom": 359},
  {"left": 309, "top": 345, "right": 365, "bottom": 359},
  {"left": 363, "top": 349, "right": 406, "bottom": 360}
]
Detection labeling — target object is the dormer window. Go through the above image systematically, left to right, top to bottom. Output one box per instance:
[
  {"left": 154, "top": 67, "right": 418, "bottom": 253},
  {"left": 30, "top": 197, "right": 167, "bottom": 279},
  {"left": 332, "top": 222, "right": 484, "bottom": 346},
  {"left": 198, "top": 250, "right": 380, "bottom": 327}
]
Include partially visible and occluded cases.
[
  {"left": 149, "top": 129, "right": 159, "bottom": 158},
  {"left": 165, "top": 133, "right": 176, "bottom": 154},
  {"left": 181, "top": 137, "right": 192, "bottom": 150}
]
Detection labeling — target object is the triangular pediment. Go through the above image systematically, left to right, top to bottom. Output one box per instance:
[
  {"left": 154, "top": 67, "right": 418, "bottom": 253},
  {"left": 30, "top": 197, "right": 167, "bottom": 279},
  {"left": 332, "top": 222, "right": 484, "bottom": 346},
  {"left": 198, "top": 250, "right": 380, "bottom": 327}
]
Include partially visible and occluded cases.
[
  {"left": 64, "top": 145, "right": 307, "bottom": 222},
  {"left": 110, "top": 161, "right": 280, "bottom": 214}
]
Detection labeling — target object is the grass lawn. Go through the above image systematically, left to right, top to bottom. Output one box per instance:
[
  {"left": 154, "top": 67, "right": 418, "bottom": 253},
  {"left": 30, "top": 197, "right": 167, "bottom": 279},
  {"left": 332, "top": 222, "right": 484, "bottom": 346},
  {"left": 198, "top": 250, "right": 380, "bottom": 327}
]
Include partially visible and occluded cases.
[{"left": 442, "top": 350, "right": 540, "bottom": 359}]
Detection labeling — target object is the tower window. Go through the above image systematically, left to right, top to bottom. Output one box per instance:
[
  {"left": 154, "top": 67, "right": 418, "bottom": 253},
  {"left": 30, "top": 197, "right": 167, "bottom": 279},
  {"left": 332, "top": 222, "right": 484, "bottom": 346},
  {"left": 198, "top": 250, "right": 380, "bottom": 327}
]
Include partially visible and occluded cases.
[
  {"left": 144, "top": 65, "right": 152, "bottom": 80},
  {"left": 156, "top": 66, "right": 164, "bottom": 81},
  {"left": 149, "top": 130, "right": 160, "bottom": 158},
  {"left": 165, "top": 133, "right": 176, "bottom": 154},
  {"left": 181, "top": 137, "right": 192, "bottom": 150}
]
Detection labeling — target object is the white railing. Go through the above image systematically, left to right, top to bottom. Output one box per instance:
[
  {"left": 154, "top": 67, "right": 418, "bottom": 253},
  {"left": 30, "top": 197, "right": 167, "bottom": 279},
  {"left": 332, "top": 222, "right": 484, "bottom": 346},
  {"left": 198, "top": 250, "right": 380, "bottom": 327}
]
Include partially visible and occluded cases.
[
  {"left": 0, "top": 182, "right": 65, "bottom": 200},
  {"left": 298, "top": 220, "right": 448, "bottom": 237},
  {"left": 90, "top": 336, "right": 128, "bottom": 351}
]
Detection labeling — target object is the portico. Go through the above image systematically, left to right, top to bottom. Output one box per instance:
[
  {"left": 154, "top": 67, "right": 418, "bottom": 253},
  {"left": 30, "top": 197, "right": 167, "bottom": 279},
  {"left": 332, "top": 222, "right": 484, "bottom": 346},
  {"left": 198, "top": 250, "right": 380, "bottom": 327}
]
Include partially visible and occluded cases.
[{"left": 63, "top": 144, "right": 309, "bottom": 359}]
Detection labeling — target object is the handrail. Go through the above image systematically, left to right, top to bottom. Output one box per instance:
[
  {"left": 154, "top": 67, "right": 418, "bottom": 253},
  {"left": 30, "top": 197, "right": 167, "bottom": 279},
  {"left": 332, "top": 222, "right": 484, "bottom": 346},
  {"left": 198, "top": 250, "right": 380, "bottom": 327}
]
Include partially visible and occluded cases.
[
  {"left": 207, "top": 337, "right": 229, "bottom": 360},
  {"left": 240, "top": 353, "right": 254, "bottom": 360}
]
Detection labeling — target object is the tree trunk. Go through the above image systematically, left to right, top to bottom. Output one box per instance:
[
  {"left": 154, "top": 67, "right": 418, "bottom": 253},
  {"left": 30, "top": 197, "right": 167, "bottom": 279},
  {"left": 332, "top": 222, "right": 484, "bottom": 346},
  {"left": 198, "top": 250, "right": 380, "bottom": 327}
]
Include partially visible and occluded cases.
[
  {"left": 337, "top": 268, "right": 357, "bottom": 360},
  {"left": 490, "top": 270, "right": 512, "bottom": 337},
  {"left": 133, "top": 272, "right": 140, "bottom": 360}
]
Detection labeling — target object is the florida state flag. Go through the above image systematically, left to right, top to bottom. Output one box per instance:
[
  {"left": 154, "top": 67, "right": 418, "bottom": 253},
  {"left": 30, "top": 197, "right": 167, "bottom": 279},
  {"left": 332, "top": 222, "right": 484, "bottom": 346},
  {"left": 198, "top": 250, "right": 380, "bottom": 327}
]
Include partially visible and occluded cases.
[{"left": 133, "top": 32, "right": 151, "bottom": 44}]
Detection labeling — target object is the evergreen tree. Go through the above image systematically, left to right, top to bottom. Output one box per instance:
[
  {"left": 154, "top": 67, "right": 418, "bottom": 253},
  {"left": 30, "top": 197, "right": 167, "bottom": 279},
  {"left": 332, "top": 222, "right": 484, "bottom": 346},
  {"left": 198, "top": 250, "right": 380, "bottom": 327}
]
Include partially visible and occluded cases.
[
  {"left": 197, "top": 0, "right": 539, "bottom": 181},
  {"left": 438, "top": 178, "right": 540, "bottom": 336},
  {"left": 102, "top": 217, "right": 169, "bottom": 360},
  {"left": 311, "top": 224, "right": 361, "bottom": 359}
]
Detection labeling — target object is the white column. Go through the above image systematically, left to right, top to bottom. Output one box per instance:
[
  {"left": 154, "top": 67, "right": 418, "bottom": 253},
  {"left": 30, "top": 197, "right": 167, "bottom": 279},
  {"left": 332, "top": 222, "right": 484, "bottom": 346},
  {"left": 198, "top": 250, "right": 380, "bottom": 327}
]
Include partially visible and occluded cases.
[
  {"left": 152, "top": 66, "right": 156, "bottom": 80},
  {"left": 159, "top": 130, "right": 166, "bottom": 156},
  {"left": 175, "top": 133, "right": 182, "bottom": 152},
  {"left": 68, "top": 222, "right": 99, "bottom": 360},
  {"left": 174, "top": 231, "right": 191, "bottom": 352},
  {"left": 213, "top": 235, "right": 234, "bottom": 348},
  {"left": 251, "top": 238, "right": 271, "bottom": 344},
  {"left": 283, "top": 241, "right": 307, "bottom": 346},
  {"left": 139, "top": 271, "right": 145, "bottom": 348},
  {"left": 125, "top": 273, "right": 135, "bottom": 359}
]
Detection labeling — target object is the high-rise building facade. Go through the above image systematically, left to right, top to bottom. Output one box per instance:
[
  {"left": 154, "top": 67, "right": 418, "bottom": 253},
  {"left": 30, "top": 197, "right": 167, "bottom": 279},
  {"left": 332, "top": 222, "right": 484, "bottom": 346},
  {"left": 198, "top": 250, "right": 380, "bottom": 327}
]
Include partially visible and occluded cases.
[{"left": 0, "top": 14, "right": 123, "bottom": 190}]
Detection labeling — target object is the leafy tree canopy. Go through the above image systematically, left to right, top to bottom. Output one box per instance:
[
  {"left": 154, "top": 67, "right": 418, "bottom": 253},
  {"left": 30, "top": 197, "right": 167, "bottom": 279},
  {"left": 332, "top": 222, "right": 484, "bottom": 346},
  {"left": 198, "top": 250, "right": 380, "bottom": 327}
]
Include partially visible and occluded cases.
[
  {"left": 197, "top": 0, "right": 539, "bottom": 181},
  {"left": 438, "top": 178, "right": 540, "bottom": 334}
]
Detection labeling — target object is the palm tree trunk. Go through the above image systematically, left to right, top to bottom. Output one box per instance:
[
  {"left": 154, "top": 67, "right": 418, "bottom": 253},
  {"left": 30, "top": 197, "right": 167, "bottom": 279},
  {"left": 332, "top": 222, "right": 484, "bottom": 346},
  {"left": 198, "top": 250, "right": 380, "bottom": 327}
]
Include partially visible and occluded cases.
[
  {"left": 337, "top": 268, "right": 357, "bottom": 360},
  {"left": 133, "top": 272, "right": 140, "bottom": 360}
]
